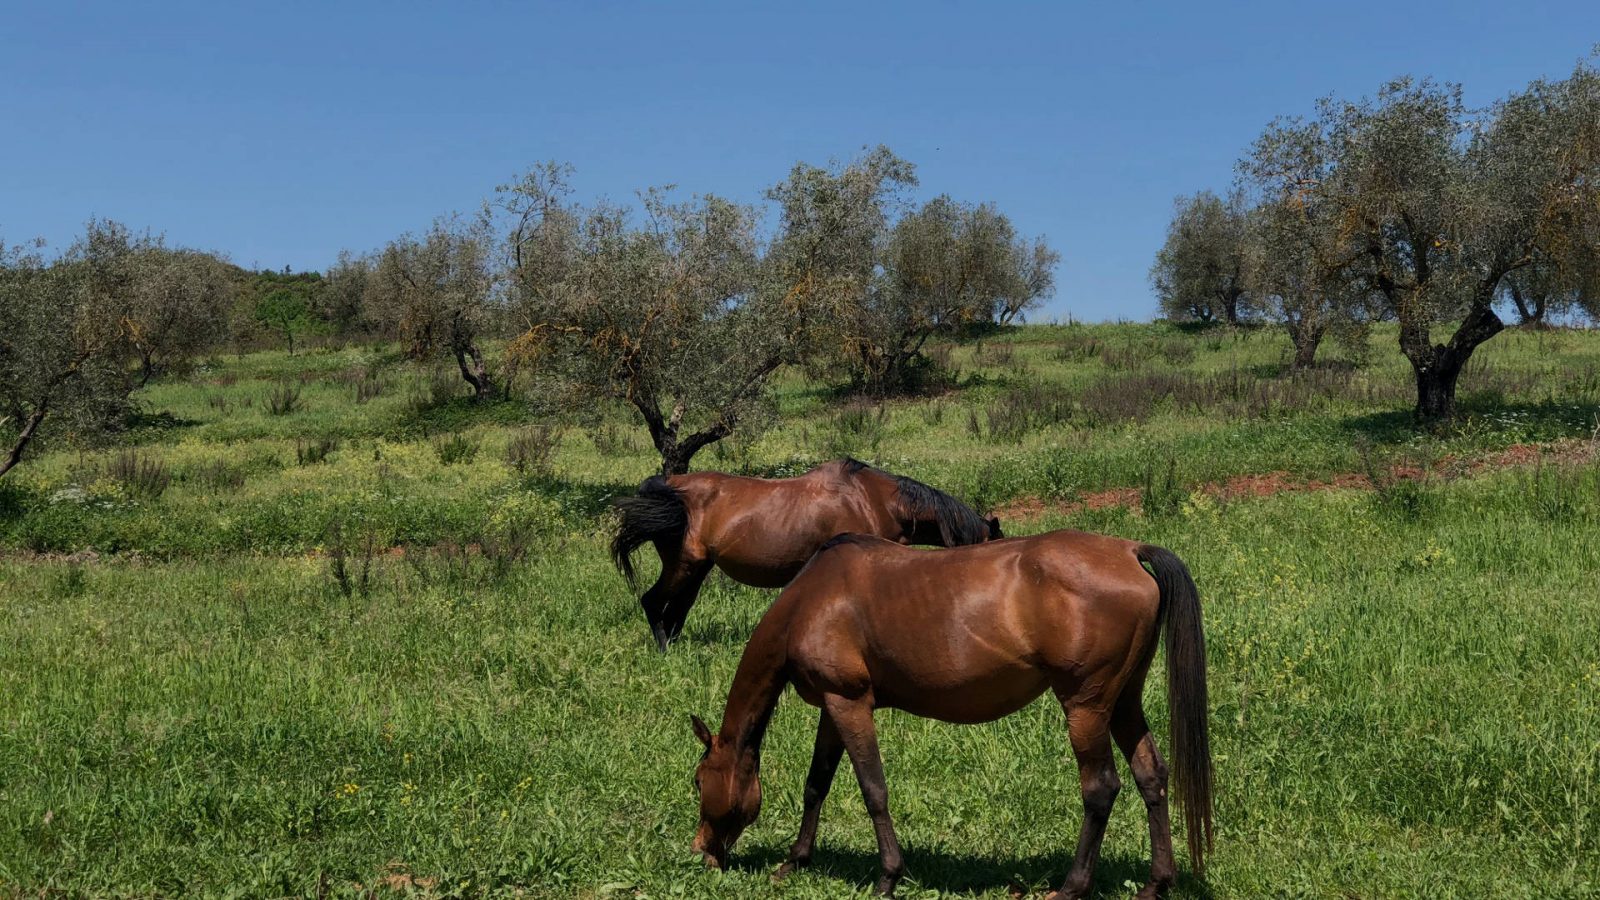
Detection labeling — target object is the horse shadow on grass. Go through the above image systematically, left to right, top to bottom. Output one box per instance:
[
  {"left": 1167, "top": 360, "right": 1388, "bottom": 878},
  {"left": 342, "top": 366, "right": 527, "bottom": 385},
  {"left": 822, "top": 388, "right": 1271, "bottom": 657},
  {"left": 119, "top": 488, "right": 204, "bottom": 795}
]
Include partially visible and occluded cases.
[{"left": 730, "top": 842, "right": 1212, "bottom": 898}]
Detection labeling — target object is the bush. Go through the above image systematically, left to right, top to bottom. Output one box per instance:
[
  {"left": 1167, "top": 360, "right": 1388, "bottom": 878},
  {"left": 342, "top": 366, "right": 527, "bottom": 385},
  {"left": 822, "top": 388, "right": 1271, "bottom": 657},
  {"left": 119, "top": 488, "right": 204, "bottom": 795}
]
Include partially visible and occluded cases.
[
  {"left": 1052, "top": 332, "right": 1102, "bottom": 362},
  {"left": 353, "top": 369, "right": 389, "bottom": 404},
  {"left": 265, "top": 382, "right": 302, "bottom": 416},
  {"left": 981, "top": 382, "right": 1073, "bottom": 443},
  {"left": 819, "top": 400, "right": 888, "bottom": 457},
  {"left": 590, "top": 422, "right": 639, "bottom": 457},
  {"left": 505, "top": 424, "right": 563, "bottom": 479},
  {"left": 434, "top": 433, "right": 480, "bottom": 466},
  {"left": 296, "top": 437, "right": 339, "bottom": 465},
  {"left": 105, "top": 451, "right": 171, "bottom": 500},
  {"left": 1139, "top": 455, "right": 1184, "bottom": 518},
  {"left": 191, "top": 459, "right": 246, "bottom": 492}
]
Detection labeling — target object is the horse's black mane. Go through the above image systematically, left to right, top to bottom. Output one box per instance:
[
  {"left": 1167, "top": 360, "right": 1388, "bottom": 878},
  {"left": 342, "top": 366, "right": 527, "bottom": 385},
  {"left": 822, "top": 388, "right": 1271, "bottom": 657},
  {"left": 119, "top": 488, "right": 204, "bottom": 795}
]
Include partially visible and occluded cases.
[{"left": 840, "top": 457, "right": 991, "bottom": 546}]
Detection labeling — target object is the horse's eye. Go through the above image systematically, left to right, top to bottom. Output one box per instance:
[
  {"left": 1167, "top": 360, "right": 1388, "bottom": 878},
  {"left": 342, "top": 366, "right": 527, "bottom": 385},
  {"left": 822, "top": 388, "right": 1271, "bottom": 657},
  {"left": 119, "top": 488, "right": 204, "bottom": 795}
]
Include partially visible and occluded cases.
[{"left": 693, "top": 775, "right": 702, "bottom": 795}]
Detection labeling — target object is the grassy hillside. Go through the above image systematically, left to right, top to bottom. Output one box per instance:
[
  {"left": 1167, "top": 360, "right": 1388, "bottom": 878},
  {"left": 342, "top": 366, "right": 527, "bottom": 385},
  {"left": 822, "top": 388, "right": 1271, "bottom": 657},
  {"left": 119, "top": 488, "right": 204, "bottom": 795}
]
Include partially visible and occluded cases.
[{"left": 1, "top": 322, "right": 1597, "bottom": 898}]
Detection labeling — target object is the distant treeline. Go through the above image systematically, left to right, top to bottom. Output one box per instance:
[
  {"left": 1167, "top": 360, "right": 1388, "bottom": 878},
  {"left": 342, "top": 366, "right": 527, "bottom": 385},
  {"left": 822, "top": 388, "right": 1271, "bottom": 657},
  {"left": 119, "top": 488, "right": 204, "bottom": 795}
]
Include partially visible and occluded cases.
[
  {"left": 1152, "top": 57, "right": 1600, "bottom": 421},
  {"left": 2, "top": 147, "right": 1058, "bottom": 475}
]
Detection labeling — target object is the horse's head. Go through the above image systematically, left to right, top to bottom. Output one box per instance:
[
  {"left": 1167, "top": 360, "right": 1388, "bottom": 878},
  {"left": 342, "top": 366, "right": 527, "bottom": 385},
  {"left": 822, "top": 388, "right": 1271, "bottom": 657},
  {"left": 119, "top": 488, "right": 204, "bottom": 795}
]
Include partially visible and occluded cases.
[{"left": 689, "top": 713, "right": 761, "bottom": 869}]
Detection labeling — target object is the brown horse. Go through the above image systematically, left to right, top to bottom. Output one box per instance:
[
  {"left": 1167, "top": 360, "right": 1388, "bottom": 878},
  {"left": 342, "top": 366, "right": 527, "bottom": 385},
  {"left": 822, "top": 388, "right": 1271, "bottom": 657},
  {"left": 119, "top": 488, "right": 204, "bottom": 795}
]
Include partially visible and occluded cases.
[
  {"left": 611, "top": 458, "right": 1001, "bottom": 651},
  {"left": 689, "top": 530, "right": 1213, "bottom": 899}
]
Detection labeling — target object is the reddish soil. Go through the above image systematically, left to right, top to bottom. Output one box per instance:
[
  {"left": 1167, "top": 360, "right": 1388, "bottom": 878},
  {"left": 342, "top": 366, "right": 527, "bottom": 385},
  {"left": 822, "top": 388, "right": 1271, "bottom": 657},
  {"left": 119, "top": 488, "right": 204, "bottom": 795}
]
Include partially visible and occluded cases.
[{"left": 993, "top": 439, "right": 1598, "bottom": 523}]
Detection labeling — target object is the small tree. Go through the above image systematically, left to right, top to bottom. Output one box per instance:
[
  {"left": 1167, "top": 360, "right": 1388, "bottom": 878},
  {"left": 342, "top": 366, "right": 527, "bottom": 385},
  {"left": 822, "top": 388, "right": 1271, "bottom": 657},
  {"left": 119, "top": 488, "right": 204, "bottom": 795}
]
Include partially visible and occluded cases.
[
  {"left": 1238, "top": 117, "right": 1368, "bottom": 369},
  {"left": 763, "top": 147, "right": 1055, "bottom": 392},
  {"left": 501, "top": 167, "right": 786, "bottom": 474},
  {"left": 1151, "top": 191, "right": 1250, "bottom": 325},
  {"left": 854, "top": 196, "right": 1052, "bottom": 389},
  {"left": 366, "top": 216, "right": 497, "bottom": 400},
  {"left": 0, "top": 230, "right": 135, "bottom": 478},
  {"left": 995, "top": 235, "right": 1060, "bottom": 325},
  {"left": 124, "top": 246, "right": 235, "bottom": 383},
  {"left": 322, "top": 250, "right": 373, "bottom": 339},
  {"left": 253, "top": 288, "right": 314, "bottom": 355}
]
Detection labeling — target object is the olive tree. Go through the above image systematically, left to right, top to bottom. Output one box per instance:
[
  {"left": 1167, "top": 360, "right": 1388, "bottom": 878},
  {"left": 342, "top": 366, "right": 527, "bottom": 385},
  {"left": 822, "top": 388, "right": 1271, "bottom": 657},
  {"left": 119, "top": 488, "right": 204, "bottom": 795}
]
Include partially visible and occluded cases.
[
  {"left": 1320, "top": 67, "right": 1600, "bottom": 420},
  {"left": 1237, "top": 118, "right": 1368, "bottom": 369},
  {"left": 763, "top": 146, "right": 917, "bottom": 376},
  {"left": 764, "top": 147, "right": 1056, "bottom": 392},
  {"left": 500, "top": 167, "right": 784, "bottom": 474},
  {"left": 1150, "top": 191, "right": 1250, "bottom": 325},
  {"left": 860, "top": 195, "right": 1053, "bottom": 389},
  {"left": 366, "top": 216, "right": 497, "bottom": 399},
  {"left": 0, "top": 227, "right": 136, "bottom": 478},
  {"left": 124, "top": 246, "right": 235, "bottom": 383},
  {"left": 322, "top": 250, "right": 373, "bottom": 339}
]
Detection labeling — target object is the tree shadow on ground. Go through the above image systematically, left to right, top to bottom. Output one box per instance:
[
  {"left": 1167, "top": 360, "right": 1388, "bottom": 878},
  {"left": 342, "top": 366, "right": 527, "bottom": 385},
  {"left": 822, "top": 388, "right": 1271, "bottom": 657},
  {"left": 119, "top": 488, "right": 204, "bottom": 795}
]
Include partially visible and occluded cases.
[
  {"left": 1337, "top": 398, "right": 1600, "bottom": 447},
  {"left": 732, "top": 842, "right": 1213, "bottom": 899}
]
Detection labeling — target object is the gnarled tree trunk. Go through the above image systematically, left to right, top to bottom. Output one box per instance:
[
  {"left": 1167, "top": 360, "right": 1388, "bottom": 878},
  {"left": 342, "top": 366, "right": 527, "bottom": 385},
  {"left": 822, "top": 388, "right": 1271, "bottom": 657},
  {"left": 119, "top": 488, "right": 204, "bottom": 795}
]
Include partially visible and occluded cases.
[
  {"left": 1400, "top": 292, "right": 1503, "bottom": 423},
  {"left": 1286, "top": 320, "right": 1325, "bottom": 370},
  {"left": 454, "top": 342, "right": 494, "bottom": 401}
]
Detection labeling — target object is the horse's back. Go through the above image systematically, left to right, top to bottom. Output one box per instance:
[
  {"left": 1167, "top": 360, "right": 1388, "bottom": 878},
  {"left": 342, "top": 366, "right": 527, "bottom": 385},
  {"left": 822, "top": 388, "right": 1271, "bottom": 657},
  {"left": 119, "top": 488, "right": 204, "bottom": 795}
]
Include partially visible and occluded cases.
[
  {"left": 665, "top": 467, "right": 885, "bottom": 587},
  {"left": 779, "top": 531, "right": 1162, "bottom": 720}
]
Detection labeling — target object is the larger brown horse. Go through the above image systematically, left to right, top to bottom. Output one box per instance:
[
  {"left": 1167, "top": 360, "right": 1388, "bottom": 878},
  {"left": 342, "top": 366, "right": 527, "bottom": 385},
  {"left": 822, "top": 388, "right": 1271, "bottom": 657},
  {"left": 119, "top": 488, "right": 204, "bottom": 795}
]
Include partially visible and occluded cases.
[
  {"left": 611, "top": 458, "right": 1001, "bottom": 651},
  {"left": 689, "top": 530, "right": 1213, "bottom": 899}
]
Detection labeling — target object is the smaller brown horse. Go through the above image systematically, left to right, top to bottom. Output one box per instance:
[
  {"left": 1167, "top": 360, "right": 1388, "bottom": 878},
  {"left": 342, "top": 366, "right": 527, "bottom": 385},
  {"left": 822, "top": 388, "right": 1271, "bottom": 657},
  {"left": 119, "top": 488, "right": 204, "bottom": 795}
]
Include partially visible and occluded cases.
[
  {"left": 612, "top": 459, "right": 1001, "bottom": 651},
  {"left": 690, "top": 530, "right": 1213, "bottom": 899}
]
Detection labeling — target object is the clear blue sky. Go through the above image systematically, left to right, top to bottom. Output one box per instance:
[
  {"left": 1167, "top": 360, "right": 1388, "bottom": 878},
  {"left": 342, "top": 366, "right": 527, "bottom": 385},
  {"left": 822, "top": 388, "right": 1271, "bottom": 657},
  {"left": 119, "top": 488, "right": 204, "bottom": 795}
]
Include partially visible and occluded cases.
[{"left": 2, "top": 2, "right": 1595, "bottom": 320}]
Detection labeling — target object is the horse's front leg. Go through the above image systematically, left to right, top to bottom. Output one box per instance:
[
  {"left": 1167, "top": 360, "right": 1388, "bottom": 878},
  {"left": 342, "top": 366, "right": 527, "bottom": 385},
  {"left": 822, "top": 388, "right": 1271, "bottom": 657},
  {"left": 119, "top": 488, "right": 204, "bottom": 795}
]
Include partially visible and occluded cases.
[
  {"left": 823, "top": 694, "right": 904, "bottom": 896},
  {"left": 774, "top": 713, "right": 845, "bottom": 881}
]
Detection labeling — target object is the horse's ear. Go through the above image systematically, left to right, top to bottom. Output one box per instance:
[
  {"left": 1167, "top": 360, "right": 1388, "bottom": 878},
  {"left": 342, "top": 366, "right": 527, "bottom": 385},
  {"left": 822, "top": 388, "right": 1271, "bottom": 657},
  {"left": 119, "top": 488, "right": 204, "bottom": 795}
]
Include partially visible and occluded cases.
[
  {"left": 987, "top": 516, "right": 1004, "bottom": 539},
  {"left": 691, "top": 714, "right": 714, "bottom": 749}
]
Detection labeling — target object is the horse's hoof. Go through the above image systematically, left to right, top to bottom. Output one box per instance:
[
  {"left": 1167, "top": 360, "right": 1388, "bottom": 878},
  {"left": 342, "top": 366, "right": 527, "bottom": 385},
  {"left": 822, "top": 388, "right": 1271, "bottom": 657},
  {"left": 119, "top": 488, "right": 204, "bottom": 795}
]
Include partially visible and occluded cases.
[{"left": 771, "top": 861, "right": 800, "bottom": 883}]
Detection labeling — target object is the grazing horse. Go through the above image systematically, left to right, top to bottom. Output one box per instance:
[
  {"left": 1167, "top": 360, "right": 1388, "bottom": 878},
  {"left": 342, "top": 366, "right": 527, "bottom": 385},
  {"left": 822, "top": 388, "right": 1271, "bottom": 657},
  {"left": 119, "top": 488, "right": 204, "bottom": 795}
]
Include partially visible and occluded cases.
[
  {"left": 611, "top": 458, "right": 1001, "bottom": 651},
  {"left": 689, "top": 530, "right": 1213, "bottom": 899}
]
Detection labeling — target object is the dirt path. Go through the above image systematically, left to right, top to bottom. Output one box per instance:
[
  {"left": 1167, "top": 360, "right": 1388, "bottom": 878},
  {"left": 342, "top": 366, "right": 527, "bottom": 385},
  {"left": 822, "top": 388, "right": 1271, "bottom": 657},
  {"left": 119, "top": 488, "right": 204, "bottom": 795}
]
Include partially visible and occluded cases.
[{"left": 993, "top": 438, "right": 1598, "bottom": 522}]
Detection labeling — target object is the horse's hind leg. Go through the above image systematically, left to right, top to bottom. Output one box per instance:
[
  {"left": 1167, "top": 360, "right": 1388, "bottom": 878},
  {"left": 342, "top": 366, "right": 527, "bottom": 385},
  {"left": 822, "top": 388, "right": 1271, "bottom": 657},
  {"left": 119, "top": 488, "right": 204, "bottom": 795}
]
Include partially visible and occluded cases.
[
  {"left": 638, "top": 544, "right": 708, "bottom": 651},
  {"left": 655, "top": 558, "right": 712, "bottom": 649},
  {"left": 1112, "top": 695, "right": 1176, "bottom": 899},
  {"left": 1050, "top": 701, "right": 1120, "bottom": 900},
  {"left": 773, "top": 713, "right": 845, "bottom": 881}
]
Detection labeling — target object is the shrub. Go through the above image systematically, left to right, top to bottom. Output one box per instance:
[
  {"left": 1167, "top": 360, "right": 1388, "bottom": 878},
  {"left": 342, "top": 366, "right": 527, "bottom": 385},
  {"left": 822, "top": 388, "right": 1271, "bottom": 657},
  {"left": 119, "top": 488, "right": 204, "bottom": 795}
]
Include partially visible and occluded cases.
[
  {"left": 1052, "top": 332, "right": 1102, "bottom": 362},
  {"left": 974, "top": 341, "right": 1016, "bottom": 369},
  {"left": 353, "top": 369, "right": 389, "bottom": 404},
  {"left": 1079, "top": 373, "right": 1180, "bottom": 426},
  {"left": 265, "top": 382, "right": 302, "bottom": 416},
  {"left": 981, "top": 383, "right": 1071, "bottom": 443},
  {"left": 819, "top": 400, "right": 888, "bottom": 457},
  {"left": 590, "top": 422, "right": 639, "bottom": 457},
  {"left": 505, "top": 424, "right": 564, "bottom": 479},
  {"left": 434, "top": 433, "right": 480, "bottom": 466},
  {"left": 296, "top": 437, "right": 340, "bottom": 465},
  {"left": 1359, "top": 441, "right": 1436, "bottom": 522},
  {"left": 105, "top": 451, "right": 171, "bottom": 500},
  {"left": 1139, "top": 455, "right": 1184, "bottom": 518},
  {"left": 191, "top": 459, "right": 246, "bottom": 492}
]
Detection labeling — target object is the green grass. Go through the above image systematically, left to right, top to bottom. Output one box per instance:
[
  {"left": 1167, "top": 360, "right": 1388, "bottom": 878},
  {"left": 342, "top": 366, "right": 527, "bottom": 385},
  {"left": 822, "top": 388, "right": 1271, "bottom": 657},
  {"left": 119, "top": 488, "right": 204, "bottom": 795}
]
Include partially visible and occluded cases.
[{"left": 1, "top": 322, "right": 1598, "bottom": 897}]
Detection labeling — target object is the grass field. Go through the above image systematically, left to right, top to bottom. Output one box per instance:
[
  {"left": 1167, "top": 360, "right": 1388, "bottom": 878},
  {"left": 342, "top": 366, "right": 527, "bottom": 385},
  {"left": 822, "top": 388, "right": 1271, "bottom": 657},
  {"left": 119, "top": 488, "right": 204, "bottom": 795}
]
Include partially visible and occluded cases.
[{"left": 2, "top": 322, "right": 1598, "bottom": 898}]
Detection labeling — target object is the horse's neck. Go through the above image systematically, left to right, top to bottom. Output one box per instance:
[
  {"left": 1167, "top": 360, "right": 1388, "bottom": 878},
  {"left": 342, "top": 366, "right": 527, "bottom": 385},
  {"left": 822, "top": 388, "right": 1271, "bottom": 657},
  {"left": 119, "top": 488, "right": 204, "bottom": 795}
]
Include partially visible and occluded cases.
[{"left": 719, "top": 620, "right": 789, "bottom": 759}]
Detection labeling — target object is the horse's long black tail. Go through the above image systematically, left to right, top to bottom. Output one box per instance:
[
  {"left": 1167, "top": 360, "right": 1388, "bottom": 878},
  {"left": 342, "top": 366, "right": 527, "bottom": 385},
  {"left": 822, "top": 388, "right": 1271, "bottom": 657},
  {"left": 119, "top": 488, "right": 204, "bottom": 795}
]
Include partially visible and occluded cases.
[
  {"left": 611, "top": 476, "right": 688, "bottom": 590},
  {"left": 1138, "top": 543, "right": 1214, "bottom": 878}
]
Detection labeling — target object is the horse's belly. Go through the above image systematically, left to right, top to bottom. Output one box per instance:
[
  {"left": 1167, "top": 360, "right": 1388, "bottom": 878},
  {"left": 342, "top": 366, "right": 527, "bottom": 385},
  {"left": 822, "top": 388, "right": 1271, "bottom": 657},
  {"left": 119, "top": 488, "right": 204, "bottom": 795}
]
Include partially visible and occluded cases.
[
  {"left": 714, "top": 557, "right": 804, "bottom": 589},
  {"left": 871, "top": 664, "right": 1050, "bottom": 724}
]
